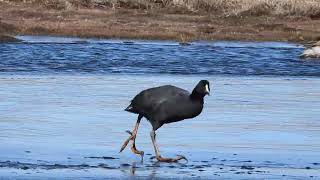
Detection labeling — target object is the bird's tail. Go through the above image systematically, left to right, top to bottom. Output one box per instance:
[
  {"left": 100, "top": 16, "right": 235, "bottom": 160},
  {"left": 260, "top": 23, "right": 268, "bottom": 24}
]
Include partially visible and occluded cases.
[
  {"left": 125, "top": 101, "right": 137, "bottom": 113},
  {"left": 125, "top": 101, "right": 139, "bottom": 114},
  {"left": 125, "top": 104, "right": 133, "bottom": 112}
]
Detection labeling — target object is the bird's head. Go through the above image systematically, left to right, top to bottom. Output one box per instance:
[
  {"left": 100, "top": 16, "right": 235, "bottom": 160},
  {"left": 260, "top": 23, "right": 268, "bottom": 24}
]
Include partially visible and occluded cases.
[{"left": 191, "top": 80, "right": 210, "bottom": 99}]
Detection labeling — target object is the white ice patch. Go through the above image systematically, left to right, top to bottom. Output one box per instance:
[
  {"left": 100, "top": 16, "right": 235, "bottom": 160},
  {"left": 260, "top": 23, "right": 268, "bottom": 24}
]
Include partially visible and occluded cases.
[{"left": 302, "top": 46, "right": 320, "bottom": 58}]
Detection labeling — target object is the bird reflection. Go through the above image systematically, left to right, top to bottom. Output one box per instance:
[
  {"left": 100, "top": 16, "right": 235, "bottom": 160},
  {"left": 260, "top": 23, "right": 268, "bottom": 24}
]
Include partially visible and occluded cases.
[
  {"left": 120, "top": 159, "right": 187, "bottom": 179},
  {"left": 120, "top": 160, "right": 161, "bottom": 178}
]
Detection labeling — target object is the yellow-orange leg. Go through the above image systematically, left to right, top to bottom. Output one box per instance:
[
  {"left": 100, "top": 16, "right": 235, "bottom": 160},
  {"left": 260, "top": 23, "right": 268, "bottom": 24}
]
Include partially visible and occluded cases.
[
  {"left": 119, "top": 115, "right": 144, "bottom": 160},
  {"left": 150, "top": 130, "right": 187, "bottom": 163}
]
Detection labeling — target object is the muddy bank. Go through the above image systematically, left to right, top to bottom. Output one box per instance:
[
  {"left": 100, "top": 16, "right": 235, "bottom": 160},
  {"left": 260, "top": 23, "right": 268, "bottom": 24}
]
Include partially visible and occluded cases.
[
  {"left": 0, "top": 1, "right": 320, "bottom": 42},
  {"left": 0, "top": 18, "right": 19, "bottom": 43},
  {"left": 0, "top": 34, "right": 19, "bottom": 43}
]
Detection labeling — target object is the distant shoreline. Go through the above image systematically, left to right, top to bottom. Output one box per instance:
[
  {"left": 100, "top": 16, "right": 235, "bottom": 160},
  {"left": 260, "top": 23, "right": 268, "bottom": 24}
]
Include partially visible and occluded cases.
[{"left": 1, "top": 1, "right": 320, "bottom": 44}]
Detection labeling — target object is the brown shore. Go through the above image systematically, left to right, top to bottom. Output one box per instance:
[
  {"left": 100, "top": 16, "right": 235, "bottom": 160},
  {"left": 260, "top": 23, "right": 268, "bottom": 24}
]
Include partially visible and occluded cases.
[
  {"left": 1, "top": 1, "right": 320, "bottom": 43},
  {"left": 0, "top": 34, "right": 20, "bottom": 42}
]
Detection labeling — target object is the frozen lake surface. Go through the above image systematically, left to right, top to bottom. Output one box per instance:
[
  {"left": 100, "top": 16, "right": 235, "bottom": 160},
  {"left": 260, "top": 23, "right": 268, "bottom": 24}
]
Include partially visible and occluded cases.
[
  {"left": 0, "top": 36, "right": 319, "bottom": 179},
  {"left": 0, "top": 75, "right": 319, "bottom": 179}
]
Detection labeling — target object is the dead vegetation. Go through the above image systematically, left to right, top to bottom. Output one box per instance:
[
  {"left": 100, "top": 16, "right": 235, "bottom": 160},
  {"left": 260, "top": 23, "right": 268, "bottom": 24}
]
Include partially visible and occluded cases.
[
  {"left": 0, "top": 0, "right": 320, "bottom": 42},
  {"left": 4, "top": 0, "right": 320, "bottom": 18}
]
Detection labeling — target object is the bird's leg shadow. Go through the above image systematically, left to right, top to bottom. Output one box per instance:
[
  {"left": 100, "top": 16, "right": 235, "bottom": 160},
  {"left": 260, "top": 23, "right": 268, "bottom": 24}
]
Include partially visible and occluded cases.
[
  {"left": 119, "top": 114, "right": 144, "bottom": 161},
  {"left": 150, "top": 130, "right": 188, "bottom": 163},
  {"left": 130, "top": 162, "right": 137, "bottom": 175}
]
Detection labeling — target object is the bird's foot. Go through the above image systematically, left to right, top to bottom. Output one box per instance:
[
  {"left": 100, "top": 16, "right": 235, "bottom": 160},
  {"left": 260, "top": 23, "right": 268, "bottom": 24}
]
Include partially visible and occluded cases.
[
  {"left": 119, "top": 130, "right": 144, "bottom": 161},
  {"left": 131, "top": 142, "right": 144, "bottom": 161},
  {"left": 154, "top": 155, "right": 188, "bottom": 163}
]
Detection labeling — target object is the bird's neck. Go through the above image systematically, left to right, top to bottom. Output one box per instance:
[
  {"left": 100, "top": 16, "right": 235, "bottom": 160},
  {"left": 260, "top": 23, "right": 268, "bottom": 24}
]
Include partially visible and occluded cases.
[{"left": 190, "top": 91, "right": 204, "bottom": 102}]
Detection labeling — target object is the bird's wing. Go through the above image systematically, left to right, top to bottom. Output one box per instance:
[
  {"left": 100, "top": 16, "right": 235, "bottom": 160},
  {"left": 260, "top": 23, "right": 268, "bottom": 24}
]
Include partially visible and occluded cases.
[
  {"left": 130, "top": 85, "right": 189, "bottom": 117},
  {"left": 151, "top": 87, "right": 189, "bottom": 110}
]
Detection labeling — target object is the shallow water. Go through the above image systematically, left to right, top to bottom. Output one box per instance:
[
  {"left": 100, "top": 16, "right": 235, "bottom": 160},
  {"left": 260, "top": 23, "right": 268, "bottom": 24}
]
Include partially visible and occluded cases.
[
  {"left": 1, "top": 36, "right": 320, "bottom": 76},
  {"left": 0, "top": 37, "right": 320, "bottom": 179}
]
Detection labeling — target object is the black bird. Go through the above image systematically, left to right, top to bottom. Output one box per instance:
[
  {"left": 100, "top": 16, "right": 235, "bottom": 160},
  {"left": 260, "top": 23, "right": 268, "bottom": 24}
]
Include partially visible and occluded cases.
[{"left": 120, "top": 80, "right": 210, "bottom": 162}]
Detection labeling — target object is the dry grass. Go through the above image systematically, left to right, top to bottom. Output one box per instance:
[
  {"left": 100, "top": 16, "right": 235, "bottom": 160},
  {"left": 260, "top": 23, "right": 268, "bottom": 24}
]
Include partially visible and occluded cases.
[
  {"left": 1, "top": 0, "right": 320, "bottom": 42},
  {"left": 4, "top": 0, "right": 320, "bottom": 17},
  {"left": 173, "top": 0, "right": 320, "bottom": 17}
]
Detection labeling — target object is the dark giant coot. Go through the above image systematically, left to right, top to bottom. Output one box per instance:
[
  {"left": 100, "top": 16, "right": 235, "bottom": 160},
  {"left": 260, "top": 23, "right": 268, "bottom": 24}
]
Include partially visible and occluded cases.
[{"left": 120, "top": 80, "right": 210, "bottom": 162}]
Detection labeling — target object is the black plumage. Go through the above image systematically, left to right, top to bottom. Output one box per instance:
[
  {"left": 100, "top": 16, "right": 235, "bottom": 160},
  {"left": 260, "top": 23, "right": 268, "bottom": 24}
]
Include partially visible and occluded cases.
[{"left": 120, "top": 80, "right": 210, "bottom": 162}]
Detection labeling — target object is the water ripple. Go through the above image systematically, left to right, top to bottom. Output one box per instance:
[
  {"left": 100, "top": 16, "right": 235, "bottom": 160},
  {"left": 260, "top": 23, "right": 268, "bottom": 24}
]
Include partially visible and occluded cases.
[{"left": 1, "top": 36, "right": 319, "bottom": 76}]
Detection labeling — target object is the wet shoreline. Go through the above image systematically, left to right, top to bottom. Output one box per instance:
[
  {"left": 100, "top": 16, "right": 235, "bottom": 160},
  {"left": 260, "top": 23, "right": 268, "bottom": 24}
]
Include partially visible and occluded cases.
[{"left": 0, "top": 150, "right": 319, "bottom": 179}]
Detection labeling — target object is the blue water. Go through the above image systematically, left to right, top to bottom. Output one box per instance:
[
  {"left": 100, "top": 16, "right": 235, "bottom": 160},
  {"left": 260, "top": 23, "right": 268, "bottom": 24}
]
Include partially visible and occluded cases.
[
  {"left": 0, "top": 36, "right": 319, "bottom": 179},
  {"left": 1, "top": 36, "right": 319, "bottom": 76}
]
